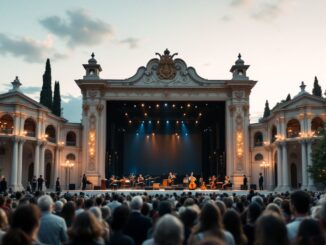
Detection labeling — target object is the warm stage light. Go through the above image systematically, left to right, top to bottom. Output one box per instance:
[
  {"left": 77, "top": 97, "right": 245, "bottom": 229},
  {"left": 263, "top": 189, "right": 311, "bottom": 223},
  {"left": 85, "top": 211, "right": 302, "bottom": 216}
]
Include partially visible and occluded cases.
[
  {"left": 141, "top": 103, "right": 145, "bottom": 107},
  {"left": 187, "top": 103, "right": 191, "bottom": 108},
  {"left": 156, "top": 104, "right": 160, "bottom": 108},
  {"left": 172, "top": 104, "right": 176, "bottom": 108},
  {"left": 125, "top": 112, "right": 128, "bottom": 116},
  {"left": 144, "top": 112, "right": 148, "bottom": 117},
  {"left": 183, "top": 113, "right": 186, "bottom": 116},
  {"left": 199, "top": 113, "right": 202, "bottom": 117},
  {"left": 129, "top": 120, "right": 132, "bottom": 124},
  {"left": 157, "top": 120, "right": 160, "bottom": 124},
  {"left": 176, "top": 120, "right": 179, "bottom": 124},
  {"left": 195, "top": 120, "right": 198, "bottom": 124},
  {"left": 152, "top": 133, "right": 155, "bottom": 136},
  {"left": 175, "top": 133, "right": 178, "bottom": 136},
  {"left": 146, "top": 135, "right": 149, "bottom": 139},
  {"left": 177, "top": 135, "right": 180, "bottom": 139}
]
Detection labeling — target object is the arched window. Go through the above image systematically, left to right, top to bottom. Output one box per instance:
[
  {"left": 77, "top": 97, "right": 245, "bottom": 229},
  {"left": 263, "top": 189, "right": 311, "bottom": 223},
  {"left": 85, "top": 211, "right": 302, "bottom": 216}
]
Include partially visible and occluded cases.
[
  {"left": 0, "top": 114, "right": 14, "bottom": 134},
  {"left": 311, "top": 117, "right": 324, "bottom": 135},
  {"left": 24, "top": 118, "right": 36, "bottom": 137},
  {"left": 286, "top": 119, "right": 300, "bottom": 138},
  {"left": 45, "top": 125, "right": 56, "bottom": 143},
  {"left": 271, "top": 125, "right": 277, "bottom": 143},
  {"left": 66, "top": 131, "right": 77, "bottom": 146},
  {"left": 254, "top": 132, "right": 263, "bottom": 147},
  {"left": 66, "top": 153, "right": 76, "bottom": 161},
  {"left": 255, "top": 153, "right": 264, "bottom": 161}
]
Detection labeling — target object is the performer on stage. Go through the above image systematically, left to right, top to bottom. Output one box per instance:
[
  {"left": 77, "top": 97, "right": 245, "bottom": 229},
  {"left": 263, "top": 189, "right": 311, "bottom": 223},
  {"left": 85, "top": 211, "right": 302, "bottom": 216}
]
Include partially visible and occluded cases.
[
  {"left": 168, "top": 172, "right": 176, "bottom": 186},
  {"left": 188, "top": 172, "right": 197, "bottom": 190},
  {"left": 137, "top": 174, "right": 145, "bottom": 187},
  {"left": 183, "top": 174, "right": 189, "bottom": 188},
  {"left": 109, "top": 175, "right": 118, "bottom": 189},
  {"left": 209, "top": 175, "right": 217, "bottom": 189},
  {"left": 222, "top": 175, "right": 230, "bottom": 190}
]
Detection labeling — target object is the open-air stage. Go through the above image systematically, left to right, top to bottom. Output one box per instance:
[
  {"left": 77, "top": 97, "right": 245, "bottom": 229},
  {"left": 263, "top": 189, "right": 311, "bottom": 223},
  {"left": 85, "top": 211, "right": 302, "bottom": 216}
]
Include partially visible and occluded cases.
[{"left": 63, "top": 188, "right": 272, "bottom": 197}]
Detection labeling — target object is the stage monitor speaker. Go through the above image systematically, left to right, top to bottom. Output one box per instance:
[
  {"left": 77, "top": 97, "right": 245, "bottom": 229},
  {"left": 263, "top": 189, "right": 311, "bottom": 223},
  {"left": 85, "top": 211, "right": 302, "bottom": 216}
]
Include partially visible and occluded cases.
[
  {"left": 101, "top": 180, "right": 106, "bottom": 190},
  {"left": 152, "top": 183, "right": 160, "bottom": 190},
  {"left": 69, "top": 184, "right": 75, "bottom": 190},
  {"left": 250, "top": 184, "right": 257, "bottom": 190},
  {"left": 240, "top": 185, "right": 248, "bottom": 190},
  {"left": 94, "top": 186, "right": 101, "bottom": 190},
  {"left": 145, "top": 186, "right": 153, "bottom": 190},
  {"left": 164, "top": 186, "right": 173, "bottom": 190},
  {"left": 174, "top": 186, "right": 184, "bottom": 190}
]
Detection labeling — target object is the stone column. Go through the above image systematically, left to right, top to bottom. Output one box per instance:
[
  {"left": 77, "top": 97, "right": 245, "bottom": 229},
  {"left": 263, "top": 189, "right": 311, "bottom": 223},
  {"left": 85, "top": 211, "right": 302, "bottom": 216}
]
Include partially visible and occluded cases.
[
  {"left": 10, "top": 138, "right": 19, "bottom": 190},
  {"left": 17, "top": 139, "right": 25, "bottom": 190},
  {"left": 300, "top": 140, "right": 308, "bottom": 189},
  {"left": 307, "top": 140, "right": 314, "bottom": 189},
  {"left": 34, "top": 141, "right": 41, "bottom": 177},
  {"left": 39, "top": 142, "right": 46, "bottom": 190},
  {"left": 281, "top": 142, "right": 289, "bottom": 190},
  {"left": 276, "top": 143, "right": 283, "bottom": 189}
]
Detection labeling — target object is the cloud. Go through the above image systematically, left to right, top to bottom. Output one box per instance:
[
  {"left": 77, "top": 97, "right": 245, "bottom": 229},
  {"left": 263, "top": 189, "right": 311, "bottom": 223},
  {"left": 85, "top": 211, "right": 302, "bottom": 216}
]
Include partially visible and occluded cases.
[
  {"left": 40, "top": 9, "right": 114, "bottom": 47},
  {"left": 220, "top": 15, "right": 232, "bottom": 22},
  {"left": 0, "top": 34, "right": 65, "bottom": 63},
  {"left": 119, "top": 38, "right": 140, "bottom": 49},
  {"left": 21, "top": 86, "right": 41, "bottom": 94},
  {"left": 61, "top": 95, "right": 82, "bottom": 122}
]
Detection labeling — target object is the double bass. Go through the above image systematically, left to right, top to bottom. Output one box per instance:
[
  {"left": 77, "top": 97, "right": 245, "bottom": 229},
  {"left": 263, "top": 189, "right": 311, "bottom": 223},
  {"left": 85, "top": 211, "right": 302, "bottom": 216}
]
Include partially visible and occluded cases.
[{"left": 188, "top": 176, "right": 197, "bottom": 190}]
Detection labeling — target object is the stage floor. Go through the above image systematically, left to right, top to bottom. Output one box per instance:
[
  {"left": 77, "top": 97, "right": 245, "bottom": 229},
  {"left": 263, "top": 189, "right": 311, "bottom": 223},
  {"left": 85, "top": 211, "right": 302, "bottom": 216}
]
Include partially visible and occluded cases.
[{"left": 62, "top": 188, "right": 272, "bottom": 196}]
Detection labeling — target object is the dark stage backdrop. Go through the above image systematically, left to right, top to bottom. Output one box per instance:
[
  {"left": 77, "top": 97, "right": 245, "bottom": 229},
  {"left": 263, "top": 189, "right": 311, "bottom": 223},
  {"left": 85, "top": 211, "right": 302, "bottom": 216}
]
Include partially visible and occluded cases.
[{"left": 123, "top": 133, "right": 202, "bottom": 176}]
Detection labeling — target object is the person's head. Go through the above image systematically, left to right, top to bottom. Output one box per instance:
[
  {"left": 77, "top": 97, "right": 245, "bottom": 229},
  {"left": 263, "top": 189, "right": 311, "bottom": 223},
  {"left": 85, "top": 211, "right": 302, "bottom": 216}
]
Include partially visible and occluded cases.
[
  {"left": 290, "top": 190, "right": 310, "bottom": 216},
  {"left": 37, "top": 195, "right": 53, "bottom": 212},
  {"left": 130, "top": 195, "right": 143, "bottom": 210},
  {"left": 76, "top": 197, "right": 84, "bottom": 209},
  {"left": 54, "top": 200, "right": 64, "bottom": 214},
  {"left": 159, "top": 200, "right": 172, "bottom": 217},
  {"left": 215, "top": 200, "right": 226, "bottom": 216},
  {"left": 61, "top": 201, "right": 76, "bottom": 222},
  {"left": 198, "top": 202, "right": 222, "bottom": 233},
  {"left": 247, "top": 202, "right": 262, "bottom": 224},
  {"left": 265, "top": 203, "right": 282, "bottom": 217},
  {"left": 10, "top": 204, "right": 41, "bottom": 240},
  {"left": 111, "top": 205, "right": 130, "bottom": 231},
  {"left": 89, "top": 206, "right": 102, "bottom": 222},
  {"left": 179, "top": 206, "right": 198, "bottom": 229},
  {"left": 0, "top": 208, "right": 8, "bottom": 230},
  {"left": 223, "top": 210, "right": 247, "bottom": 245},
  {"left": 68, "top": 211, "right": 104, "bottom": 242},
  {"left": 255, "top": 213, "right": 289, "bottom": 245},
  {"left": 154, "top": 214, "right": 184, "bottom": 245},
  {"left": 296, "top": 219, "right": 325, "bottom": 245},
  {"left": 2, "top": 229, "right": 33, "bottom": 245}
]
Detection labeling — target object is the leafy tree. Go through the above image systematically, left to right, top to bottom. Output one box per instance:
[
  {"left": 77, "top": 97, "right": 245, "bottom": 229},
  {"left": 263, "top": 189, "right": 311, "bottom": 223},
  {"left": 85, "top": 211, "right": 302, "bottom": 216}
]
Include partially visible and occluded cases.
[
  {"left": 40, "top": 59, "right": 52, "bottom": 108},
  {"left": 312, "top": 76, "right": 322, "bottom": 97},
  {"left": 52, "top": 81, "right": 61, "bottom": 117},
  {"left": 286, "top": 93, "right": 291, "bottom": 101},
  {"left": 263, "top": 100, "right": 270, "bottom": 118},
  {"left": 308, "top": 124, "right": 326, "bottom": 186}
]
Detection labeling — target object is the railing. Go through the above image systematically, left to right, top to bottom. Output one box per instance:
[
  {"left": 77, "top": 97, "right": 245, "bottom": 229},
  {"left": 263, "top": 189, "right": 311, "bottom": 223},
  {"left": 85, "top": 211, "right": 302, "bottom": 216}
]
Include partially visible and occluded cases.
[
  {"left": 0, "top": 128, "right": 13, "bottom": 134},
  {"left": 26, "top": 131, "right": 36, "bottom": 137}
]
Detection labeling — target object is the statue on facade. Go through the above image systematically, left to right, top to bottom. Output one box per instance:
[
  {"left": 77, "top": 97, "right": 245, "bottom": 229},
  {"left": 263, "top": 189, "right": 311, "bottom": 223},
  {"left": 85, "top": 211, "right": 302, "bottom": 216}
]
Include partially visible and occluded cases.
[{"left": 155, "top": 49, "right": 178, "bottom": 80}]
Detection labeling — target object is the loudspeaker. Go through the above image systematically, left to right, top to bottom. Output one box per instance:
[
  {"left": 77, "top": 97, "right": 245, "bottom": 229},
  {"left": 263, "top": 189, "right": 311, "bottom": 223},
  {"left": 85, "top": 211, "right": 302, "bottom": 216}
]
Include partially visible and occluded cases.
[
  {"left": 152, "top": 183, "right": 160, "bottom": 190},
  {"left": 69, "top": 184, "right": 75, "bottom": 190},
  {"left": 250, "top": 184, "right": 257, "bottom": 190},
  {"left": 240, "top": 185, "right": 248, "bottom": 190},
  {"left": 93, "top": 186, "right": 100, "bottom": 190}
]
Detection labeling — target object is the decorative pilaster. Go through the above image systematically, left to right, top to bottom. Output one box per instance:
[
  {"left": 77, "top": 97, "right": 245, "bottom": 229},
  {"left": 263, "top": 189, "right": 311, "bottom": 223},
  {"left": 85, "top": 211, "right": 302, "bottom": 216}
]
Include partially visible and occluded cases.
[
  {"left": 10, "top": 137, "right": 19, "bottom": 190},
  {"left": 17, "top": 139, "right": 25, "bottom": 190},
  {"left": 300, "top": 139, "right": 308, "bottom": 189},
  {"left": 307, "top": 140, "right": 315, "bottom": 189},
  {"left": 34, "top": 141, "right": 41, "bottom": 178},
  {"left": 39, "top": 141, "right": 47, "bottom": 190},
  {"left": 281, "top": 141, "right": 290, "bottom": 190},
  {"left": 276, "top": 143, "right": 283, "bottom": 190}
]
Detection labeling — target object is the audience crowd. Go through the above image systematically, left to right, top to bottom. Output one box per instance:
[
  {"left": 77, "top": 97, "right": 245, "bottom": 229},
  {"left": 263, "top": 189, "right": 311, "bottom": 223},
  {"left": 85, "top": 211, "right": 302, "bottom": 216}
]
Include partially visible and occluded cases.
[{"left": 0, "top": 188, "right": 325, "bottom": 245}]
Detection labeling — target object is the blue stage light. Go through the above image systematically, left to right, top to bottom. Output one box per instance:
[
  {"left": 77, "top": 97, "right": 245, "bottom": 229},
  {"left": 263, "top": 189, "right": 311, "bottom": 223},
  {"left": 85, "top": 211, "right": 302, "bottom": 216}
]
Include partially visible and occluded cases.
[
  {"left": 164, "top": 103, "right": 168, "bottom": 107},
  {"left": 149, "top": 120, "right": 152, "bottom": 124},
  {"left": 166, "top": 120, "right": 169, "bottom": 124}
]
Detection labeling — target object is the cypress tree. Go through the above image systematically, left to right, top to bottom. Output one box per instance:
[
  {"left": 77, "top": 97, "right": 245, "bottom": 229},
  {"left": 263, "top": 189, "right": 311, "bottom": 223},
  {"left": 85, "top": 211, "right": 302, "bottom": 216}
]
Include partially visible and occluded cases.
[
  {"left": 40, "top": 59, "right": 52, "bottom": 108},
  {"left": 312, "top": 76, "right": 322, "bottom": 97},
  {"left": 52, "top": 81, "right": 61, "bottom": 117},
  {"left": 286, "top": 93, "right": 291, "bottom": 101},
  {"left": 263, "top": 100, "right": 270, "bottom": 118}
]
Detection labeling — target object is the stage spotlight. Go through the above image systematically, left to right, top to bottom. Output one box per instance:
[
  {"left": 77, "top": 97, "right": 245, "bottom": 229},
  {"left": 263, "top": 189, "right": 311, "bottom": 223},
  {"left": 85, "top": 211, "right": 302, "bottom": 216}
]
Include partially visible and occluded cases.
[
  {"left": 141, "top": 103, "right": 145, "bottom": 107},
  {"left": 164, "top": 103, "right": 168, "bottom": 107},
  {"left": 187, "top": 103, "right": 191, "bottom": 108},
  {"left": 134, "top": 104, "right": 137, "bottom": 108},
  {"left": 156, "top": 104, "right": 160, "bottom": 108},
  {"left": 172, "top": 104, "right": 176, "bottom": 108},
  {"left": 148, "top": 105, "right": 152, "bottom": 109},
  {"left": 195, "top": 105, "right": 198, "bottom": 109},
  {"left": 180, "top": 106, "right": 183, "bottom": 109},
  {"left": 125, "top": 112, "right": 128, "bottom": 116},
  {"left": 144, "top": 112, "right": 148, "bottom": 117},
  {"left": 183, "top": 113, "right": 186, "bottom": 116},
  {"left": 199, "top": 113, "right": 202, "bottom": 117},
  {"left": 129, "top": 120, "right": 132, "bottom": 124},
  {"left": 149, "top": 120, "right": 152, "bottom": 124},
  {"left": 157, "top": 120, "right": 160, "bottom": 124},
  {"left": 166, "top": 120, "right": 169, "bottom": 124},
  {"left": 176, "top": 120, "right": 179, "bottom": 124},
  {"left": 195, "top": 120, "right": 198, "bottom": 124},
  {"left": 142, "top": 121, "right": 144, "bottom": 124},
  {"left": 181, "top": 121, "right": 184, "bottom": 124},
  {"left": 136, "top": 133, "right": 139, "bottom": 136},
  {"left": 152, "top": 133, "right": 155, "bottom": 136},
  {"left": 175, "top": 133, "right": 178, "bottom": 136},
  {"left": 185, "top": 133, "right": 188, "bottom": 136},
  {"left": 146, "top": 135, "right": 149, "bottom": 139}
]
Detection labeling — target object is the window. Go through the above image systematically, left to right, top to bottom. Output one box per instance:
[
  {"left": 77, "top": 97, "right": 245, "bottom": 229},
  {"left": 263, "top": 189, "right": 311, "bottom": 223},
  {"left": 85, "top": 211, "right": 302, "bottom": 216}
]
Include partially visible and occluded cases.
[
  {"left": 66, "top": 131, "right": 77, "bottom": 146},
  {"left": 254, "top": 132, "right": 263, "bottom": 147},
  {"left": 255, "top": 153, "right": 264, "bottom": 161}
]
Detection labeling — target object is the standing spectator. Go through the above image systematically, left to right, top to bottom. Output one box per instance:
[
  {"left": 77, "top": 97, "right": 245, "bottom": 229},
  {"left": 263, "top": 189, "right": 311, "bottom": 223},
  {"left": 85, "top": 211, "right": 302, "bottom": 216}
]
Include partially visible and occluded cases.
[
  {"left": 258, "top": 173, "right": 263, "bottom": 190},
  {"left": 82, "top": 174, "right": 88, "bottom": 190},
  {"left": 37, "top": 175, "right": 44, "bottom": 191},
  {"left": 32, "top": 176, "right": 37, "bottom": 192},
  {"left": 0, "top": 177, "right": 7, "bottom": 193},
  {"left": 55, "top": 177, "right": 61, "bottom": 192},
  {"left": 286, "top": 190, "right": 310, "bottom": 245},
  {"left": 107, "top": 194, "right": 121, "bottom": 213},
  {"left": 37, "top": 195, "right": 68, "bottom": 245},
  {"left": 124, "top": 196, "right": 152, "bottom": 245},
  {"left": 61, "top": 201, "right": 76, "bottom": 228},
  {"left": 188, "top": 202, "right": 235, "bottom": 245},
  {"left": 243, "top": 202, "right": 262, "bottom": 245},
  {"left": 2, "top": 204, "right": 41, "bottom": 245},
  {"left": 107, "top": 205, "right": 134, "bottom": 245},
  {"left": 179, "top": 206, "right": 198, "bottom": 245},
  {"left": 223, "top": 210, "right": 247, "bottom": 245},
  {"left": 66, "top": 211, "right": 105, "bottom": 245},
  {"left": 254, "top": 213, "right": 289, "bottom": 245},
  {"left": 296, "top": 219, "right": 325, "bottom": 245}
]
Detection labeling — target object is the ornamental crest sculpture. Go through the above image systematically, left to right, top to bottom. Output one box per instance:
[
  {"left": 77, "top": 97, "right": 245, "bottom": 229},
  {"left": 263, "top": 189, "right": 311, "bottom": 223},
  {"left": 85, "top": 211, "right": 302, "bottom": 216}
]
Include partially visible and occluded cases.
[{"left": 155, "top": 49, "right": 178, "bottom": 80}]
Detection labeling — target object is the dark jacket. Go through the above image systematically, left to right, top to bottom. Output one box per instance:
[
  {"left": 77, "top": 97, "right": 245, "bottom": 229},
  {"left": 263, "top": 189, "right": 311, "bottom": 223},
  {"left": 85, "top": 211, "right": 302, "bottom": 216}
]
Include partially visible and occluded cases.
[
  {"left": 124, "top": 211, "right": 152, "bottom": 245},
  {"left": 106, "top": 230, "right": 134, "bottom": 245}
]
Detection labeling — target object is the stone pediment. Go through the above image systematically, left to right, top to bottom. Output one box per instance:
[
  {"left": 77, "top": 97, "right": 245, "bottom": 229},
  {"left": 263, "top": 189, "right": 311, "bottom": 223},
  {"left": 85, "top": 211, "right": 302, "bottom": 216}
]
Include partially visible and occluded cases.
[
  {"left": 106, "top": 52, "right": 226, "bottom": 88},
  {"left": 0, "top": 91, "right": 48, "bottom": 111},
  {"left": 273, "top": 93, "right": 326, "bottom": 111}
]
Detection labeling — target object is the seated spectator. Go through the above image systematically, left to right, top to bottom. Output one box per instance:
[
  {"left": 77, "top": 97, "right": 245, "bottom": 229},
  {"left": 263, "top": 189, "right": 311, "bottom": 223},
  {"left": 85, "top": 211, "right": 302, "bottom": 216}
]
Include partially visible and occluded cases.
[
  {"left": 37, "top": 195, "right": 68, "bottom": 245},
  {"left": 188, "top": 202, "right": 235, "bottom": 245},
  {"left": 2, "top": 204, "right": 41, "bottom": 245},
  {"left": 107, "top": 205, "right": 134, "bottom": 245},
  {"left": 223, "top": 210, "right": 247, "bottom": 245},
  {"left": 66, "top": 211, "right": 105, "bottom": 245},
  {"left": 255, "top": 213, "right": 289, "bottom": 245},
  {"left": 296, "top": 219, "right": 325, "bottom": 245}
]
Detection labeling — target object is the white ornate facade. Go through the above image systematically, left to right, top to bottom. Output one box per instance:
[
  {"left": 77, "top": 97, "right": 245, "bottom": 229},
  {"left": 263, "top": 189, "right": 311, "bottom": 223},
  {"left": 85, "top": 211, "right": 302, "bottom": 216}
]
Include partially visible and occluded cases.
[{"left": 0, "top": 52, "right": 325, "bottom": 191}]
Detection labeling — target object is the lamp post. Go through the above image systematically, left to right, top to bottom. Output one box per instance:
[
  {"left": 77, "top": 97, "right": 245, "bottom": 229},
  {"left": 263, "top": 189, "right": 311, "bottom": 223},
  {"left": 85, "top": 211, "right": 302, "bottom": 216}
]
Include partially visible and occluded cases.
[
  {"left": 61, "top": 160, "right": 74, "bottom": 190},
  {"left": 260, "top": 160, "right": 270, "bottom": 189}
]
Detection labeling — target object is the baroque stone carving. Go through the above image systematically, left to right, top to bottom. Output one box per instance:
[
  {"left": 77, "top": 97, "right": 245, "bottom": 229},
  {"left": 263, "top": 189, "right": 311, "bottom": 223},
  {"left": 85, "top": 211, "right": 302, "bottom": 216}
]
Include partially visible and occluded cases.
[{"left": 155, "top": 49, "right": 178, "bottom": 80}]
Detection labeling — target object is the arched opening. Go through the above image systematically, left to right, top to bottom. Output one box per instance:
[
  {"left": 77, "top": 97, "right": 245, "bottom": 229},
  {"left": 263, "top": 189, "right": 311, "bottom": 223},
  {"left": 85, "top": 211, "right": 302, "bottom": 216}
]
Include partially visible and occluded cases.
[
  {"left": 0, "top": 114, "right": 14, "bottom": 134},
  {"left": 311, "top": 117, "right": 324, "bottom": 135},
  {"left": 24, "top": 118, "right": 36, "bottom": 137},
  {"left": 287, "top": 119, "right": 300, "bottom": 138},
  {"left": 45, "top": 125, "right": 56, "bottom": 143},
  {"left": 271, "top": 125, "right": 277, "bottom": 143},
  {"left": 66, "top": 131, "right": 77, "bottom": 146},
  {"left": 254, "top": 132, "right": 263, "bottom": 147},
  {"left": 44, "top": 150, "right": 53, "bottom": 188},
  {"left": 255, "top": 153, "right": 264, "bottom": 161},
  {"left": 28, "top": 163, "right": 34, "bottom": 182},
  {"left": 290, "top": 163, "right": 297, "bottom": 189}
]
